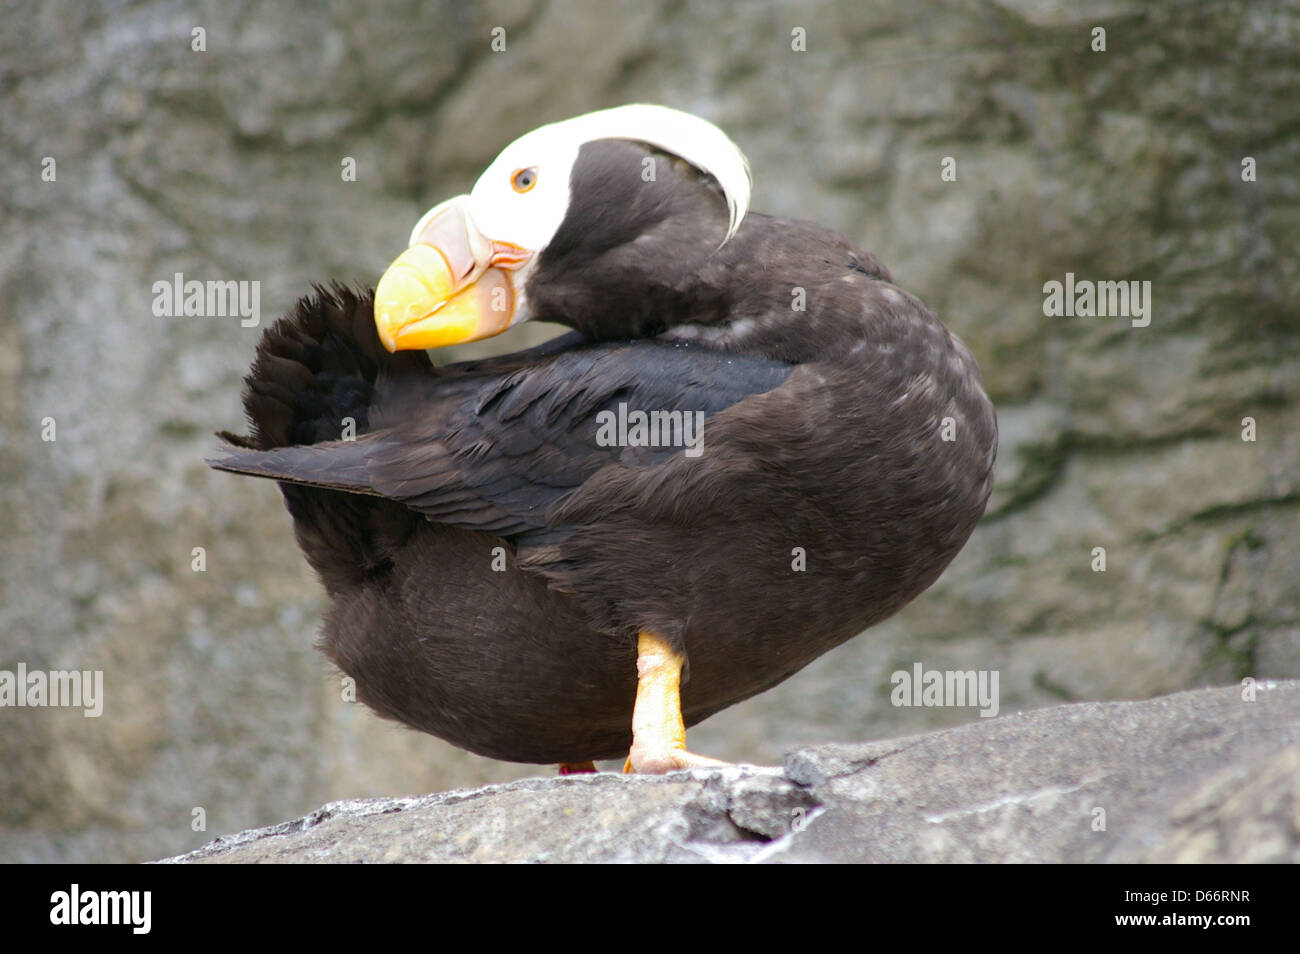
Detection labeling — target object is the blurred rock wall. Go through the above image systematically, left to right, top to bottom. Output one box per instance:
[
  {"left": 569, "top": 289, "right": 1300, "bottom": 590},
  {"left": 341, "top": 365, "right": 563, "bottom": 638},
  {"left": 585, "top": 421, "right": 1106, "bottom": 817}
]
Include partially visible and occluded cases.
[{"left": 1, "top": 0, "right": 1296, "bottom": 861}]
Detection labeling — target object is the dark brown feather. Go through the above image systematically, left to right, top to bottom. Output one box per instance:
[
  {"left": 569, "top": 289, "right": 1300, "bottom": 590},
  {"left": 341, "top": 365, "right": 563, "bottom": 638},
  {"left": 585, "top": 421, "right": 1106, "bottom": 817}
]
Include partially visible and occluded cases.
[{"left": 208, "top": 148, "right": 996, "bottom": 764}]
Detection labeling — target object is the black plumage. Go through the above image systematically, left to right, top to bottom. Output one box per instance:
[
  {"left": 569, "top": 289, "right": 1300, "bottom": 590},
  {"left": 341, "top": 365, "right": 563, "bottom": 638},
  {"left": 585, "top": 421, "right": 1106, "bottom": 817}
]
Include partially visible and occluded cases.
[{"left": 211, "top": 128, "right": 997, "bottom": 765}]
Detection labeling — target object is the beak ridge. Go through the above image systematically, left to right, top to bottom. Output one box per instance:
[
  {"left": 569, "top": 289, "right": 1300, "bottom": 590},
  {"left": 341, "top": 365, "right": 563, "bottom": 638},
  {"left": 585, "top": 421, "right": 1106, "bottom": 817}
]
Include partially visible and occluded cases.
[{"left": 374, "top": 197, "right": 526, "bottom": 353}]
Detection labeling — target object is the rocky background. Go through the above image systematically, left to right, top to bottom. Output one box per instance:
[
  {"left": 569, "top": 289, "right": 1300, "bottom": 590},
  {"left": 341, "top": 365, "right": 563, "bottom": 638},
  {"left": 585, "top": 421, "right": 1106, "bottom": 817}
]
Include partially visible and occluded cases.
[
  {"left": 1, "top": 0, "right": 1296, "bottom": 863},
  {"left": 164, "top": 684, "right": 1300, "bottom": 863}
]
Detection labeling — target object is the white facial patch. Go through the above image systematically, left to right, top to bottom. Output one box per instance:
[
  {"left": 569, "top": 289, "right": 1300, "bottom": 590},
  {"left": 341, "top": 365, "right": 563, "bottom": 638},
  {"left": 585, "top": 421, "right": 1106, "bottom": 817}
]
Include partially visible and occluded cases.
[
  {"left": 463, "top": 104, "right": 753, "bottom": 257},
  {"left": 468, "top": 126, "right": 583, "bottom": 253}
]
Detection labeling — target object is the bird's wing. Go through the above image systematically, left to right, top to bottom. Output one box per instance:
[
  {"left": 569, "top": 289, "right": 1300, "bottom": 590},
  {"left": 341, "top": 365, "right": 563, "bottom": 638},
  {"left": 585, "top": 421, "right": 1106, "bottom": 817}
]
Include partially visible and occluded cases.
[{"left": 210, "top": 338, "right": 793, "bottom": 544}]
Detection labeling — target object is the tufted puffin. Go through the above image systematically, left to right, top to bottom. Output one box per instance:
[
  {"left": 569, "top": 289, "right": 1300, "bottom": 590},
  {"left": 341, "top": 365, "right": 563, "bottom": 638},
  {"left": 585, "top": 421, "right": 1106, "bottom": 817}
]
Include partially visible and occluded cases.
[{"left": 210, "top": 104, "right": 997, "bottom": 773}]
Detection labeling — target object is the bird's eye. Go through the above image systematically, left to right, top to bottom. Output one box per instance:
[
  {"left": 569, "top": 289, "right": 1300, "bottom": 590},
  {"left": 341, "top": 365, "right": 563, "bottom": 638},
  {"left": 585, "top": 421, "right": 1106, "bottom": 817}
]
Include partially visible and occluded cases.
[{"left": 511, "top": 167, "right": 538, "bottom": 193}]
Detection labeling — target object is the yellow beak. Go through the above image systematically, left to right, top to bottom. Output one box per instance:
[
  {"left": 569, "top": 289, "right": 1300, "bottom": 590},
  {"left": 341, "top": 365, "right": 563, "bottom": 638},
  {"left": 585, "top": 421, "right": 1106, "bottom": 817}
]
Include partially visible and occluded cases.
[{"left": 373, "top": 198, "right": 526, "bottom": 352}]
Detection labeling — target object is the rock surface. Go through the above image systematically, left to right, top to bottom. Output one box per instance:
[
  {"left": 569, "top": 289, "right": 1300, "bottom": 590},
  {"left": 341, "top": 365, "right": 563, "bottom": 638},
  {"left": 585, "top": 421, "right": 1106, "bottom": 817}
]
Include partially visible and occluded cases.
[
  {"left": 2, "top": 1, "right": 1297, "bottom": 862},
  {"left": 164, "top": 682, "right": 1300, "bottom": 863}
]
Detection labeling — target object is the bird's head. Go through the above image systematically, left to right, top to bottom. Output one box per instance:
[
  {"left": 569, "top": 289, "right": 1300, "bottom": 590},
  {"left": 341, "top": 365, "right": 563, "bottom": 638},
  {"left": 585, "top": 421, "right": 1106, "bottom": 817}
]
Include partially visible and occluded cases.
[{"left": 373, "top": 104, "right": 752, "bottom": 351}]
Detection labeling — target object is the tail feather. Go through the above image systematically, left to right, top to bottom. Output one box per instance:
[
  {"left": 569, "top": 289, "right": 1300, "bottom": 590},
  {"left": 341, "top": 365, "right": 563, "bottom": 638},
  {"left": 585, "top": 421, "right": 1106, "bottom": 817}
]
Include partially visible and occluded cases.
[
  {"left": 237, "top": 283, "right": 429, "bottom": 450},
  {"left": 210, "top": 284, "right": 431, "bottom": 594},
  {"left": 206, "top": 440, "right": 380, "bottom": 496}
]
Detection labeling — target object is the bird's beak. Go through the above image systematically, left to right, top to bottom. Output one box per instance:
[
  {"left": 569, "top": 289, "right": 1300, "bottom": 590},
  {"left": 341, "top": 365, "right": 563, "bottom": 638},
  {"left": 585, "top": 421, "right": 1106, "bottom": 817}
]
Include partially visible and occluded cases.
[{"left": 374, "top": 196, "right": 533, "bottom": 352}]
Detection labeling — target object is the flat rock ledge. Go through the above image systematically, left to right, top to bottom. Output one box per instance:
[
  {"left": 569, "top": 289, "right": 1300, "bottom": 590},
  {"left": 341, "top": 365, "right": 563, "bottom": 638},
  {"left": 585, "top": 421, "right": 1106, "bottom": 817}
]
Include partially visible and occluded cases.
[{"left": 162, "top": 682, "right": 1299, "bottom": 863}]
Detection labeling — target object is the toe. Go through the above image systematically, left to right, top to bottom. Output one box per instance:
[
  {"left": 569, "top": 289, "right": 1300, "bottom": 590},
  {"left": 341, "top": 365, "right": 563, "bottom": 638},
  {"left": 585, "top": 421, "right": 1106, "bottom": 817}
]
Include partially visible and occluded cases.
[{"left": 626, "top": 745, "right": 729, "bottom": 774}]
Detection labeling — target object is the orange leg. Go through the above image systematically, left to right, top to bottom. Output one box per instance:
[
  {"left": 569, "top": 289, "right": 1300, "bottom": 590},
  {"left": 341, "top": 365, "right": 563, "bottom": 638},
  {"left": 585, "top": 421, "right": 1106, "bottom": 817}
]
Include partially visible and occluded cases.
[
  {"left": 622, "top": 631, "right": 728, "bottom": 774},
  {"left": 558, "top": 761, "right": 597, "bottom": 775}
]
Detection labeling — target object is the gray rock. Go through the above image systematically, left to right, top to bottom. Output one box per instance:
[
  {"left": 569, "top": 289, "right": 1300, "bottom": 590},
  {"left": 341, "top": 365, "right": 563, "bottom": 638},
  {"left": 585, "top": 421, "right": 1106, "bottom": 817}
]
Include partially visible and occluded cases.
[{"left": 162, "top": 682, "right": 1300, "bottom": 863}]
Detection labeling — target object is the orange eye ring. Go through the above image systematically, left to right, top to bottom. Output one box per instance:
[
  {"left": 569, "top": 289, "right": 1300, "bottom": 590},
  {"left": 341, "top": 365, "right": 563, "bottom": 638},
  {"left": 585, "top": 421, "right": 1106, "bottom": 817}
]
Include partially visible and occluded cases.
[{"left": 511, "top": 167, "right": 538, "bottom": 193}]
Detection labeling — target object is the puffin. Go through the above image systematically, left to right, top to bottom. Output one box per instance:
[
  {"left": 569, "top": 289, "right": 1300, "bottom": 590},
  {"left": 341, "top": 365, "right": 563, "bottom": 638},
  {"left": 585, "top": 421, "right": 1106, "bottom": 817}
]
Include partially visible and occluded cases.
[{"left": 210, "top": 104, "right": 997, "bottom": 773}]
